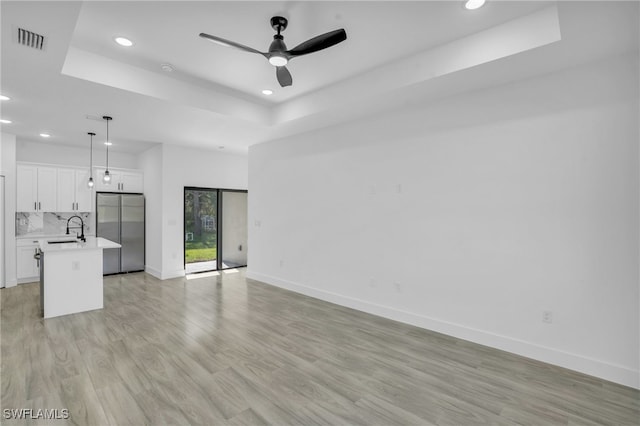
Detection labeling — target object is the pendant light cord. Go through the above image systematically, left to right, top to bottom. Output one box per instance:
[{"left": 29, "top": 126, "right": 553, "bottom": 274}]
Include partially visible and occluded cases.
[{"left": 105, "top": 119, "right": 109, "bottom": 170}]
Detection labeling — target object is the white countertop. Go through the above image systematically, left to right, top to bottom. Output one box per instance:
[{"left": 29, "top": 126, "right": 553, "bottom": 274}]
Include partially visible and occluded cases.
[
  {"left": 17, "top": 234, "right": 69, "bottom": 240},
  {"left": 18, "top": 234, "right": 96, "bottom": 241},
  {"left": 39, "top": 236, "right": 121, "bottom": 252}
]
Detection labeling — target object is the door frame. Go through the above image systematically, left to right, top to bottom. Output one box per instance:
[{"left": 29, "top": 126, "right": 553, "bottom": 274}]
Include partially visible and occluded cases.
[{"left": 183, "top": 186, "right": 248, "bottom": 273}]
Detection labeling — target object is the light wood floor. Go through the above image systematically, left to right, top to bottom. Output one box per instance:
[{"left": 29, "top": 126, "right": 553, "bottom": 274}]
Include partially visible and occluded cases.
[{"left": 1, "top": 270, "right": 638, "bottom": 425}]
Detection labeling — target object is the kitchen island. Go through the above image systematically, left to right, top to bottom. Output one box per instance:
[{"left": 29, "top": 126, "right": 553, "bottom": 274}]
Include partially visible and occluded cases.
[{"left": 38, "top": 236, "right": 121, "bottom": 319}]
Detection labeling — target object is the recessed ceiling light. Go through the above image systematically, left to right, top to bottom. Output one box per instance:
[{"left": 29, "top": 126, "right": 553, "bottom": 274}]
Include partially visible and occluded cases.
[
  {"left": 465, "top": 0, "right": 486, "bottom": 10},
  {"left": 114, "top": 36, "right": 134, "bottom": 47},
  {"left": 160, "top": 63, "right": 174, "bottom": 72},
  {"left": 262, "top": 89, "right": 273, "bottom": 96},
  {"left": 0, "top": 95, "right": 10, "bottom": 101},
  {"left": 0, "top": 119, "right": 12, "bottom": 124},
  {"left": 40, "top": 133, "right": 50, "bottom": 138},
  {"left": 104, "top": 141, "right": 113, "bottom": 146},
  {"left": 218, "top": 146, "right": 225, "bottom": 150}
]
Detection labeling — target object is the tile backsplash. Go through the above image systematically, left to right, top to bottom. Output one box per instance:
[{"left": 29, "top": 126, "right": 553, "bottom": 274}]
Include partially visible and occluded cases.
[{"left": 16, "top": 212, "right": 94, "bottom": 237}]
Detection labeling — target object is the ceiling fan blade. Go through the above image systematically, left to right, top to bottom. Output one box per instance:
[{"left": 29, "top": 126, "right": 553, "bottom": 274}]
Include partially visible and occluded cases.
[
  {"left": 287, "top": 29, "right": 346, "bottom": 57},
  {"left": 199, "top": 33, "right": 267, "bottom": 57},
  {"left": 276, "top": 66, "right": 292, "bottom": 87}
]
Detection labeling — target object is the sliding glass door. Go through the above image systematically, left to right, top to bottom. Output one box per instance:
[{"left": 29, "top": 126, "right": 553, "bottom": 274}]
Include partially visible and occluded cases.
[{"left": 184, "top": 187, "right": 247, "bottom": 274}]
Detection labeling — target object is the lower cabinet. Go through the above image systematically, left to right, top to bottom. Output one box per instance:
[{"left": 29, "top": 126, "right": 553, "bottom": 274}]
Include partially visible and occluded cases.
[{"left": 17, "top": 242, "right": 40, "bottom": 283}]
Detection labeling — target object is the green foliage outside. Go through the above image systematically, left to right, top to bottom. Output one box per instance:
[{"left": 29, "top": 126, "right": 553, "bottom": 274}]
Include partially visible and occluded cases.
[
  {"left": 185, "top": 190, "right": 218, "bottom": 264},
  {"left": 185, "top": 247, "right": 217, "bottom": 263}
]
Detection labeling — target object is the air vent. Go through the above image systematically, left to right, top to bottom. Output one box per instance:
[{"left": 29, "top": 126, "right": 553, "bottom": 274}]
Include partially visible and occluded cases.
[{"left": 17, "top": 28, "right": 45, "bottom": 50}]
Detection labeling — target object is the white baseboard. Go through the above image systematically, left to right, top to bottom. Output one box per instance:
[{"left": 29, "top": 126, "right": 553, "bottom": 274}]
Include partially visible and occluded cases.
[
  {"left": 144, "top": 266, "right": 184, "bottom": 280},
  {"left": 145, "top": 266, "right": 162, "bottom": 279},
  {"left": 161, "top": 269, "right": 185, "bottom": 280},
  {"left": 246, "top": 270, "right": 639, "bottom": 390}
]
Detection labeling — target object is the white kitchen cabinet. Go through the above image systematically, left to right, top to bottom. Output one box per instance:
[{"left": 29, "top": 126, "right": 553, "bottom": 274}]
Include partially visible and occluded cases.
[
  {"left": 16, "top": 165, "right": 57, "bottom": 212},
  {"left": 16, "top": 165, "right": 37, "bottom": 212},
  {"left": 57, "top": 168, "right": 92, "bottom": 212},
  {"left": 95, "top": 168, "right": 143, "bottom": 193},
  {"left": 75, "top": 169, "right": 93, "bottom": 211},
  {"left": 119, "top": 172, "right": 143, "bottom": 193},
  {"left": 16, "top": 241, "right": 40, "bottom": 282}
]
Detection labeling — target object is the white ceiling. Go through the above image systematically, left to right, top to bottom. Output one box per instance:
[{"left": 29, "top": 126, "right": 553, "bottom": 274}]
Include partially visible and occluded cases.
[{"left": 0, "top": 1, "right": 638, "bottom": 155}]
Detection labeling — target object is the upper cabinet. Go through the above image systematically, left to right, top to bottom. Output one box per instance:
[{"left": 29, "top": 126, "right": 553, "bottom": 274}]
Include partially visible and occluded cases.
[
  {"left": 17, "top": 163, "right": 144, "bottom": 212},
  {"left": 17, "top": 165, "right": 57, "bottom": 212},
  {"left": 57, "top": 168, "right": 92, "bottom": 212},
  {"left": 94, "top": 168, "right": 144, "bottom": 193}
]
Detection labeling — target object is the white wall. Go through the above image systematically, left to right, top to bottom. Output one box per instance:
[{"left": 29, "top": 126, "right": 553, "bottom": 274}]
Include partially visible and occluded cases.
[
  {"left": 248, "top": 54, "right": 639, "bottom": 388},
  {"left": 1, "top": 133, "right": 17, "bottom": 287},
  {"left": 17, "top": 139, "right": 139, "bottom": 169},
  {"left": 138, "top": 144, "right": 163, "bottom": 278},
  {"left": 141, "top": 144, "right": 247, "bottom": 279}
]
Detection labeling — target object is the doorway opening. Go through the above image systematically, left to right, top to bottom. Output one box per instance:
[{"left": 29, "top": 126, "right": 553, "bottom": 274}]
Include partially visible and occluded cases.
[{"left": 184, "top": 187, "right": 247, "bottom": 274}]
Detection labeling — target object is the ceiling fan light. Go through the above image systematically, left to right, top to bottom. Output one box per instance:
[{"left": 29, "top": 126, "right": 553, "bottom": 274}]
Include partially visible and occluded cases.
[{"left": 269, "top": 55, "right": 288, "bottom": 67}]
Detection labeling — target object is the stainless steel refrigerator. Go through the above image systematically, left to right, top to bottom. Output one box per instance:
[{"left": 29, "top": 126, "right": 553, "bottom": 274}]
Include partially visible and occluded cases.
[{"left": 96, "top": 193, "right": 145, "bottom": 274}]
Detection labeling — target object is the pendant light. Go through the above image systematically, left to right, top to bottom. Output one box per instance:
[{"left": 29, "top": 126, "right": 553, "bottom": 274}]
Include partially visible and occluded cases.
[
  {"left": 102, "top": 116, "right": 112, "bottom": 184},
  {"left": 87, "top": 132, "right": 95, "bottom": 189}
]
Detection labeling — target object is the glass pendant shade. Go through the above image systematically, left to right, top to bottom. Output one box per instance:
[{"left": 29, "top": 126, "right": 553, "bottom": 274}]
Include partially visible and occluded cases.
[
  {"left": 103, "top": 169, "right": 111, "bottom": 184},
  {"left": 87, "top": 177, "right": 94, "bottom": 188}
]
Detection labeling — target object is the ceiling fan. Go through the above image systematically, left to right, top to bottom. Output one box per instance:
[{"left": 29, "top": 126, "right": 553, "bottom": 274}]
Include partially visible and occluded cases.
[{"left": 200, "top": 16, "right": 347, "bottom": 88}]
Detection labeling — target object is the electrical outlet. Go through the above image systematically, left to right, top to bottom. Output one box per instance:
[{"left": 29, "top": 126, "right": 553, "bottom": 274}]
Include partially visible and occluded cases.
[
  {"left": 279, "top": 259, "right": 284, "bottom": 268},
  {"left": 72, "top": 261, "right": 80, "bottom": 271},
  {"left": 369, "top": 278, "right": 377, "bottom": 288},
  {"left": 394, "top": 282, "right": 402, "bottom": 293},
  {"left": 542, "top": 310, "right": 553, "bottom": 323}
]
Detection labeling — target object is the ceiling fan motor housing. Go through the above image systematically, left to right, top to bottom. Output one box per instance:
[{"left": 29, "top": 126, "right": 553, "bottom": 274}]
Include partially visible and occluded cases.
[{"left": 269, "top": 35, "right": 287, "bottom": 53}]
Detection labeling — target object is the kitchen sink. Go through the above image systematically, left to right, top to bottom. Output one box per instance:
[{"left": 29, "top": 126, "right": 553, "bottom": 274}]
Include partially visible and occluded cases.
[{"left": 47, "top": 240, "right": 79, "bottom": 244}]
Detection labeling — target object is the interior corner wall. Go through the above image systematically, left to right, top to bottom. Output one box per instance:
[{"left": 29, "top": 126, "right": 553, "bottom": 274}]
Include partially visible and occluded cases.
[
  {"left": 247, "top": 54, "right": 640, "bottom": 388},
  {"left": 1, "top": 133, "right": 17, "bottom": 287},
  {"left": 138, "top": 144, "right": 163, "bottom": 279},
  {"left": 160, "top": 144, "right": 248, "bottom": 279}
]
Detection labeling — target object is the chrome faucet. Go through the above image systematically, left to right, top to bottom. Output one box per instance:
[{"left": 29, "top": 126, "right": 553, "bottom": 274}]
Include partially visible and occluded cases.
[{"left": 66, "top": 215, "right": 86, "bottom": 242}]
